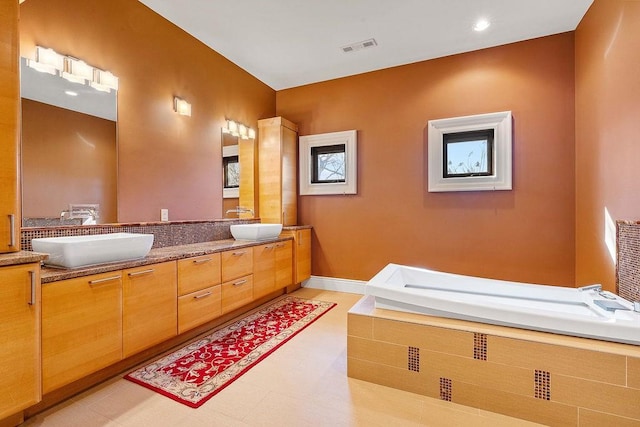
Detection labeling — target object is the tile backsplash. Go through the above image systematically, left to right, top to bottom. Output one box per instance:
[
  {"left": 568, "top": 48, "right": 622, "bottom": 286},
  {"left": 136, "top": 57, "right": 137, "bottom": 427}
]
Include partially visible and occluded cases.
[{"left": 21, "top": 219, "right": 258, "bottom": 252}]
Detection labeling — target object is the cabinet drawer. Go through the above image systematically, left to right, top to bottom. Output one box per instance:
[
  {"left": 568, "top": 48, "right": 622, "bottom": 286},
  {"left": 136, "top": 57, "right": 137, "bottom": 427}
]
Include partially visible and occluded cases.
[
  {"left": 221, "top": 248, "right": 253, "bottom": 282},
  {"left": 177, "top": 253, "right": 221, "bottom": 295},
  {"left": 221, "top": 275, "right": 253, "bottom": 314},
  {"left": 178, "top": 285, "right": 221, "bottom": 334}
]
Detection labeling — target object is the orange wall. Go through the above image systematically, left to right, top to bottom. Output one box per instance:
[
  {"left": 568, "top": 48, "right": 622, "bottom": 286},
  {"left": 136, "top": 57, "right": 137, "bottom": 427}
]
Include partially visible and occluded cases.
[
  {"left": 19, "top": 0, "right": 275, "bottom": 222},
  {"left": 575, "top": 0, "right": 640, "bottom": 291},
  {"left": 277, "top": 34, "right": 576, "bottom": 285},
  {"left": 22, "top": 100, "right": 117, "bottom": 223}
]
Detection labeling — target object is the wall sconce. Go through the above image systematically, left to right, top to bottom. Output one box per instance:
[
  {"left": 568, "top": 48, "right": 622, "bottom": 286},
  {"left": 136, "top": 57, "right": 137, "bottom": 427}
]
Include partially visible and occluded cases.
[
  {"left": 27, "top": 46, "right": 119, "bottom": 93},
  {"left": 173, "top": 97, "right": 192, "bottom": 116},
  {"left": 222, "top": 119, "right": 255, "bottom": 140}
]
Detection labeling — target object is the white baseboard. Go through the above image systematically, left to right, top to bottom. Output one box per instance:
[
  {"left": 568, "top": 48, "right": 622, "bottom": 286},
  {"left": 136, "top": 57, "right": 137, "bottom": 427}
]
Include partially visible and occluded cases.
[{"left": 302, "top": 275, "right": 366, "bottom": 295}]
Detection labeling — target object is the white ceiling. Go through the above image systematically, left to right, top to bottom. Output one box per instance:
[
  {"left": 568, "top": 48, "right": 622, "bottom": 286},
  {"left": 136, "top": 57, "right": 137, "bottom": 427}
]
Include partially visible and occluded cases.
[{"left": 139, "top": 0, "right": 593, "bottom": 90}]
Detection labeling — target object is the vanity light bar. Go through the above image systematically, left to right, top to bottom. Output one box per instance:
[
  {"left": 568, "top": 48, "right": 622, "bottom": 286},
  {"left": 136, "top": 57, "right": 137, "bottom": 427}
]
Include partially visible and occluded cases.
[
  {"left": 27, "top": 46, "right": 119, "bottom": 93},
  {"left": 222, "top": 119, "right": 255, "bottom": 140}
]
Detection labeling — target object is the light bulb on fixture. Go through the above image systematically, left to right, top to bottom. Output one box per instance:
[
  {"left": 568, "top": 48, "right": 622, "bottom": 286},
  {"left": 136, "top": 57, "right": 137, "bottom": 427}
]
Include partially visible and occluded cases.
[
  {"left": 28, "top": 46, "right": 64, "bottom": 75},
  {"left": 62, "top": 57, "right": 94, "bottom": 84},
  {"left": 91, "top": 69, "right": 119, "bottom": 92},
  {"left": 227, "top": 120, "right": 239, "bottom": 136},
  {"left": 248, "top": 128, "right": 256, "bottom": 139}
]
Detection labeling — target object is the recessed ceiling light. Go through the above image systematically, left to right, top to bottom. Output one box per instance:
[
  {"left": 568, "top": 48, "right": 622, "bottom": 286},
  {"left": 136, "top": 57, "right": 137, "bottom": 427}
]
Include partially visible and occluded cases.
[
  {"left": 473, "top": 19, "right": 491, "bottom": 32},
  {"left": 65, "top": 90, "right": 78, "bottom": 96}
]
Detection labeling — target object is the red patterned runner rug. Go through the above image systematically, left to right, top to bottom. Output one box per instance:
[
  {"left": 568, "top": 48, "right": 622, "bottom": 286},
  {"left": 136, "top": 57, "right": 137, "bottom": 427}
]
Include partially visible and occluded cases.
[{"left": 125, "top": 296, "right": 336, "bottom": 408}]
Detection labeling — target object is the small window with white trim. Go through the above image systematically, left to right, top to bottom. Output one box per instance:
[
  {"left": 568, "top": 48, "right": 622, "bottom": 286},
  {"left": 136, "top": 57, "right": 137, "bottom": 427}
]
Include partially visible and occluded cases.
[{"left": 300, "top": 130, "right": 357, "bottom": 195}]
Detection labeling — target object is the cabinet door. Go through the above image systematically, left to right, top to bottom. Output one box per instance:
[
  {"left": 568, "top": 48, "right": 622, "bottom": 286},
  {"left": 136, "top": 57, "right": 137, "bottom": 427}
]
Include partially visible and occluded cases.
[
  {"left": 0, "top": 0, "right": 20, "bottom": 253},
  {"left": 295, "top": 229, "right": 311, "bottom": 283},
  {"left": 275, "top": 240, "right": 293, "bottom": 290},
  {"left": 253, "top": 243, "right": 275, "bottom": 299},
  {"left": 221, "top": 248, "right": 253, "bottom": 282},
  {"left": 177, "top": 253, "right": 221, "bottom": 296},
  {"left": 123, "top": 262, "right": 177, "bottom": 358},
  {"left": 0, "top": 263, "right": 40, "bottom": 419},
  {"left": 42, "top": 272, "right": 123, "bottom": 393}
]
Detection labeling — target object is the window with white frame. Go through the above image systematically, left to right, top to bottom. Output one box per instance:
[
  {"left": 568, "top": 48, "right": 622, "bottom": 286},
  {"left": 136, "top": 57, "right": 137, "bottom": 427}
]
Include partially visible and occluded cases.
[{"left": 299, "top": 130, "right": 357, "bottom": 195}]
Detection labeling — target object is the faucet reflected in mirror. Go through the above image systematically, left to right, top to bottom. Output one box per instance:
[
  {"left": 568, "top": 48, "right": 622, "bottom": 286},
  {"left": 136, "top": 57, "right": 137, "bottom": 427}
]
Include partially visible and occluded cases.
[
  {"left": 59, "top": 204, "right": 100, "bottom": 225},
  {"left": 225, "top": 206, "right": 254, "bottom": 218}
]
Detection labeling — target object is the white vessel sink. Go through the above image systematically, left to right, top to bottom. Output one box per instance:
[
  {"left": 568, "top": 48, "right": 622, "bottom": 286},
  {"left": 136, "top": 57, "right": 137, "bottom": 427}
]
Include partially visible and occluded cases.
[
  {"left": 230, "top": 224, "right": 283, "bottom": 241},
  {"left": 32, "top": 233, "right": 154, "bottom": 268}
]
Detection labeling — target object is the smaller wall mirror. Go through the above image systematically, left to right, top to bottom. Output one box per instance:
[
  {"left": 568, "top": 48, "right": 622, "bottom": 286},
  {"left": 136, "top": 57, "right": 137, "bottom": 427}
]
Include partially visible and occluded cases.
[{"left": 222, "top": 129, "right": 257, "bottom": 219}]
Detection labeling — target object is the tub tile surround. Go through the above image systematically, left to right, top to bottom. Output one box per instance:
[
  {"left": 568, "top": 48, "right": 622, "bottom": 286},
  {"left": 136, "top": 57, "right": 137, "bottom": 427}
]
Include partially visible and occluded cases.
[
  {"left": 617, "top": 220, "right": 640, "bottom": 302},
  {"left": 347, "top": 296, "right": 640, "bottom": 426}
]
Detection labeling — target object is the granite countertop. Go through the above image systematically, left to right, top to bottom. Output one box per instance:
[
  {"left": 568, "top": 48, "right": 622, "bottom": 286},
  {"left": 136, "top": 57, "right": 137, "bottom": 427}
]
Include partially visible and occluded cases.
[
  {"left": 40, "top": 236, "right": 294, "bottom": 284},
  {"left": 0, "top": 251, "right": 48, "bottom": 267}
]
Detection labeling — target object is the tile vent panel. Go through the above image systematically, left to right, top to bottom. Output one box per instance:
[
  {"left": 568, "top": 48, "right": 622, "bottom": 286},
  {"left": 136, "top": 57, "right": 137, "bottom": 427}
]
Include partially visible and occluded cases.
[
  {"left": 473, "top": 333, "right": 487, "bottom": 360},
  {"left": 408, "top": 346, "right": 420, "bottom": 372},
  {"left": 534, "top": 370, "right": 551, "bottom": 400},
  {"left": 439, "top": 377, "right": 452, "bottom": 401}
]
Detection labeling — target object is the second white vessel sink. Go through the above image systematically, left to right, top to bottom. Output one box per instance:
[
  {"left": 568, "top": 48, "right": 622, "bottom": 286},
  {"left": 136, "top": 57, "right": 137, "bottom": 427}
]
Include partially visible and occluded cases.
[
  {"left": 230, "top": 224, "right": 283, "bottom": 241},
  {"left": 31, "top": 232, "right": 154, "bottom": 268}
]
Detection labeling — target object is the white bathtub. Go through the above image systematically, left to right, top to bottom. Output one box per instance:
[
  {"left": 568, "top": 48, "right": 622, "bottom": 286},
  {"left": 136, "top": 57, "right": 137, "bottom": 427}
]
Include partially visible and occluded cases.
[{"left": 366, "top": 264, "right": 640, "bottom": 345}]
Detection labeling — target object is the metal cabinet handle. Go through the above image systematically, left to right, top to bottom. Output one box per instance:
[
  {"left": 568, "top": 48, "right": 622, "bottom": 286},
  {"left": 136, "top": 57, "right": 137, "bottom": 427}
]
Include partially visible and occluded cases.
[
  {"left": 8, "top": 214, "right": 15, "bottom": 247},
  {"left": 264, "top": 245, "right": 274, "bottom": 250},
  {"left": 232, "top": 251, "right": 246, "bottom": 256},
  {"left": 193, "top": 258, "right": 212, "bottom": 265},
  {"left": 128, "top": 269, "right": 155, "bottom": 277},
  {"left": 28, "top": 270, "right": 36, "bottom": 306},
  {"left": 89, "top": 275, "right": 121, "bottom": 285},
  {"left": 233, "top": 279, "right": 247, "bottom": 286},
  {"left": 194, "top": 291, "right": 212, "bottom": 299}
]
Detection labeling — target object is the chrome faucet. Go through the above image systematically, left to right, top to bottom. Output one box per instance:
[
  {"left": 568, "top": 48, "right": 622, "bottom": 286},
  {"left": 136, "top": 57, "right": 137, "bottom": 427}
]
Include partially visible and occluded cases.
[{"left": 225, "top": 206, "right": 254, "bottom": 217}]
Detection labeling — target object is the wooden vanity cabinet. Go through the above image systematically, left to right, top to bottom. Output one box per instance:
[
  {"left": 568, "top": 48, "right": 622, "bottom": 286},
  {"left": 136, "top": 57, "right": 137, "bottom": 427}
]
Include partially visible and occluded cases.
[
  {"left": 0, "top": 1, "right": 20, "bottom": 253},
  {"left": 258, "top": 117, "right": 298, "bottom": 226},
  {"left": 281, "top": 228, "right": 311, "bottom": 284},
  {"left": 253, "top": 240, "right": 293, "bottom": 299},
  {"left": 221, "top": 248, "right": 253, "bottom": 314},
  {"left": 177, "top": 254, "right": 222, "bottom": 334},
  {"left": 122, "top": 262, "right": 177, "bottom": 358},
  {"left": 0, "top": 263, "right": 40, "bottom": 420},
  {"left": 42, "top": 272, "right": 123, "bottom": 393}
]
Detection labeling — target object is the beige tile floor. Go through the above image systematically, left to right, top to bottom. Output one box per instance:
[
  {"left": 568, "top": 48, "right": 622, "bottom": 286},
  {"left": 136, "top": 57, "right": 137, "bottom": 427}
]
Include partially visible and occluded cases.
[{"left": 22, "top": 288, "right": 543, "bottom": 427}]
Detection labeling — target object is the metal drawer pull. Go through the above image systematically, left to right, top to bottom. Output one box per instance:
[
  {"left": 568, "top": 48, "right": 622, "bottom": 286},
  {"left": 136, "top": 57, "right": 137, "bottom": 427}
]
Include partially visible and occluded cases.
[
  {"left": 8, "top": 214, "right": 15, "bottom": 247},
  {"left": 264, "top": 245, "right": 274, "bottom": 249},
  {"left": 232, "top": 251, "right": 246, "bottom": 256},
  {"left": 193, "top": 258, "right": 212, "bottom": 264},
  {"left": 128, "top": 269, "right": 155, "bottom": 277},
  {"left": 28, "top": 270, "right": 36, "bottom": 306},
  {"left": 89, "top": 275, "right": 121, "bottom": 285},
  {"left": 233, "top": 279, "right": 247, "bottom": 286},
  {"left": 194, "top": 291, "right": 212, "bottom": 299}
]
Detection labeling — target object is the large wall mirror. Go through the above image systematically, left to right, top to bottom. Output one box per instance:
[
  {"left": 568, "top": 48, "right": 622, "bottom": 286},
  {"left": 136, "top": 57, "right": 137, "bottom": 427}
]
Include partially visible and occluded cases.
[{"left": 21, "top": 56, "right": 118, "bottom": 227}]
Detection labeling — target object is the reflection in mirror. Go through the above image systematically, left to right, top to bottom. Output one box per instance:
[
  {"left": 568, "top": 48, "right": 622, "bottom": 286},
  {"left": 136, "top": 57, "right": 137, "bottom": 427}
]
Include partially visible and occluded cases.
[
  {"left": 20, "top": 57, "right": 118, "bottom": 227},
  {"left": 222, "top": 130, "right": 257, "bottom": 219}
]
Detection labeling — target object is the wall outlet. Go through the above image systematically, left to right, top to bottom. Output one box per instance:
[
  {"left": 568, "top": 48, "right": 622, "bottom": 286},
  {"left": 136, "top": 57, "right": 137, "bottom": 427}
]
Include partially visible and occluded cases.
[{"left": 160, "top": 209, "right": 169, "bottom": 222}]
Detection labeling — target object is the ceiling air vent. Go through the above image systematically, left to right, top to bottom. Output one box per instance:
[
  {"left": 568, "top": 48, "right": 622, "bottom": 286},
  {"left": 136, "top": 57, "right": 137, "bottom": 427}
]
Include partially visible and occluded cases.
[{"left": 341, "top": 38, "right": 377, "bottom": 53}]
